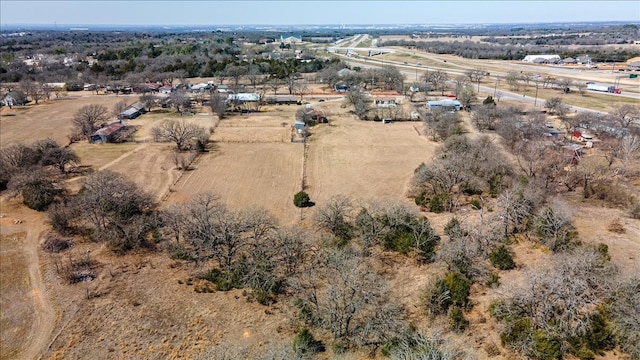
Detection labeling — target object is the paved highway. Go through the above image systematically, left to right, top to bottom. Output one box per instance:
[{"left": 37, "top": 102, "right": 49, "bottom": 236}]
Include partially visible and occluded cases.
[{"left": 318, "top": 35, "right": 640, "bottom": 106}]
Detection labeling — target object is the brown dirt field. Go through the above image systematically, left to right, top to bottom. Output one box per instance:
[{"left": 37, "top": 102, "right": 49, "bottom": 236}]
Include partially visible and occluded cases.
[
  {"left": 0, "top": 94, "right": 133, "bottom": 146},
  {"left": 305, "top": 116, "right": 438, "bottom": 207},
  {"left": 168, "top": 142, "right": 304, "bottom": 224},
  {"left": 568, "top": 195, "right": 640, "bottom": 276},
  {"left": 43, "top": 252, "right": 294, "bottom": 360}
]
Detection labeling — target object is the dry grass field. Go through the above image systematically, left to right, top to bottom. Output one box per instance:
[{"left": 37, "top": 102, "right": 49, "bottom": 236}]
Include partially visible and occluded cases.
[
  {"left": 0, "top": 94, "right": 135, "bottom": 146},
  {"left": 305, "top": 115, "right": 438, "bottom": 206},
  {"left": 168, "top": 142, "right": 304, "bottom": 223}
]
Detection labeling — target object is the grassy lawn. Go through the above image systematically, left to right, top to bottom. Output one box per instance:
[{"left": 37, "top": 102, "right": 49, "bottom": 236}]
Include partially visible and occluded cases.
[{"left": 71, "top": 142, "right": 139, "bottom": 169}]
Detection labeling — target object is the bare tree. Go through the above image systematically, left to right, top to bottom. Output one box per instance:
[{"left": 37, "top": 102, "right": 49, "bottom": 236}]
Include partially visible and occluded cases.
[
  {"left": 225, "top": 64, "right": 248, "bottom": 92},
  {"left": 466, "top": 68, "right": 486, "bottom": 91},
  {"left": 424, "top": 70, "right": 449, "bottom": 95},
  {"left": 505, "top": 71, "right": 521, "bottom": 91},
  {"left": 285, "top": 72, "right": 301, "bottom": 95},
  {"left": 453, "top": 75, "right": 469, "bottom": 98},
  {"left": 267, "top": 77, "right": 283, "bottom": 95},
  {"left": 457, "top": 86, "right": 476, "bottom": 111},
  {"left": 169, "top": 89, "right": 191, "bottom": 114},
  {"left": 344, "top": 89, "right": 372, "bottom": 120},
  {"left": 209, "top": 92, "right": 228, "bottom": 119},
  {"left": 139, "top": 93, "right": 157, "bottom": 112},
  {"left": 544, "top": 97, "right": 568, "bottom": 118},
  {"left": 112, "top": 99, "right": 128, "bottom": 118},
  {"left": 72, "top": 104, "right": 110, "bottom": 141},
  {"left": 610, "top": 104, "right": 639, "bottom": 128},
  {"left": 153, "top": 119, "right": 209, "bottom": 151},
  {"left": 614, "top": 134, "right": 640, "bottom": 169},
  {"left": 40, "top": 146, "right": 79, "bottom": 173},
  {"left": 75, "top": 170, "right": 156, "bottom": 249},
  {"left": 314, "top": 195, "right": 353, "bottom": 240},
  {"left": 535, "top": 200, "right": 577, "bottom": 251},
  {"left": 492, "top": 246, "right": 616, "bottom": 358},
  {"left": 292, "top": 248, "right": 405, "bottom": 348},
  {"left": 609, "top": 277, "right": 640, "bottom": 359}
]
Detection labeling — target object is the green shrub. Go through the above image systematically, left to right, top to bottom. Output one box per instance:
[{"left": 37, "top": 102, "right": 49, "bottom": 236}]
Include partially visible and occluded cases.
[
  {"left": 483, "top": 96, "right": 496, "bottom": 106},
  {"left": 489, "top": 175, "right": 502, "bottom": 198},
  {"left": 461, "top": 183, "right": 482, "bottom": 196},
  {"left": 293, "top": 191, "right": 311, "bottom": 208},
  {"left": 414, "top": 191, "right": 428, "bottom": 206},
  {"left": 429, "top": 193, "right": 446, "bottom": 213},
  {"left": 470, "top": 199, "right": 481, "bottom": 210},
  {"left": 444, "top": 217, "right": 461, "bottom": 237},
  {"left": 384, "top": 231, "right": 414, "bottom": 254},
  {"left": 169, "top": 244, "right": 194, "bottom": 261},
  {"left": 489, "top": 245, "right": 516, "bottom": 270},
  {"left": 202, "top": 268, "right": 242, "bottom": 291},
  {"left": 444, "top": 271, "right": 472, "bottom": 307},
  {"left": 486, "top": 272, "right": 500, "bottom": 288},
  {"left": 422, "top": 278, "right": 452, "bottom": 317},
  {"left": 448, "top": 306, "right": 469, "bottom": 333},
  {"left": 584, "top": 310, "right": 614, "bottom": 354},
  {"left": 500, "top": 318, "right": 532, "bottom": 347},
  {"left": 293, "top": 328, "right": 324, "bottom": 356},
  {"left": 533, "top": 330, "right": 562, "bottom": 360},
  {"left": 573, "top": 347, "right": 595, "bottom": 360}
]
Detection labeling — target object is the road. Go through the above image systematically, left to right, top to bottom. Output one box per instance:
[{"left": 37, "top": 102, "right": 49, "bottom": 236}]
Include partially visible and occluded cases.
[{"left": 319, "top": 34, "right": 640, "bottom": 107}]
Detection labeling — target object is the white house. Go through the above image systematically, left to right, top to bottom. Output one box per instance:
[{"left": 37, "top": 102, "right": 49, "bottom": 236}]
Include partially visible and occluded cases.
[
  {"left": 280, "top": 35, "right": 302, "bottom": 44},
  {"left": 522, "top": 54, "right": 561, "bottom": 63},
  {"left": 227, "top": 93, "right": 260, "bottom": 102}
]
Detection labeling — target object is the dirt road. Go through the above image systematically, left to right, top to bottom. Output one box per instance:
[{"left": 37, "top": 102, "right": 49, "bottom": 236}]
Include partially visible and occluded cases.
[{"left": 0, "top": 203, "right": 56, "bottom": 360}]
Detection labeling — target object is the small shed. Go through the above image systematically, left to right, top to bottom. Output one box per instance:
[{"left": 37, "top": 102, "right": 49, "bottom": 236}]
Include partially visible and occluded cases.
[{"left": 294, "top": 121, "right": 306, "bottom": 130}]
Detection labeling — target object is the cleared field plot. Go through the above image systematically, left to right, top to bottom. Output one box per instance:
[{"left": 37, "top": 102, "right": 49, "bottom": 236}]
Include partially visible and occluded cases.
[
  {"left": 0, "top": 95, "right": 130, "bottom": 146},
  {"left": 212, "top": 111, "right": 297, "bottom": 143},
  {"left": 305, "top": 116, "right": 439, "bottom": 207},
  {"left": 212, "top": 126, "right": 290, "bottom": 143},
  {"left": 71, "top": 142, "right": 180, "bottom": 201},
  {"left": 169, "top": 142, "right": 304, "bottom": 224}
]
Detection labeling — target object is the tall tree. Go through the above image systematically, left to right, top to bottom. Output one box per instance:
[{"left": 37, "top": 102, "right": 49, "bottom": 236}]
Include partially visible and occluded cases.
[
  {"left": 424, "top": 70, "right": 449, "bottom": 95},
  {"left": 72, "top": 104, "right": 110, "bottom": 141},
  {"left": 152, "top": 119, "right": 209, "bottom": 151}
]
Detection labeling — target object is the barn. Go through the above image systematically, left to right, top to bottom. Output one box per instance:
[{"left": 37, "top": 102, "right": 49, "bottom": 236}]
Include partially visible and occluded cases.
[
  {"left": 118, "top": 102, "right": 147, "bottom": 119},
  {"left": 90, "top": 123, "right": 126, "bottom": 143}
]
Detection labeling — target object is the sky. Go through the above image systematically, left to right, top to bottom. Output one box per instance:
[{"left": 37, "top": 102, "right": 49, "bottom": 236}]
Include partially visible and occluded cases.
[{"left": 1, "top": 1, "right": 639, "bottom": 26}]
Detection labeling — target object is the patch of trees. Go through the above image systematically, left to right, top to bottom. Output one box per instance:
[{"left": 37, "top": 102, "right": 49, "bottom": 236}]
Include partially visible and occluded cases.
[
  {"left": 412, "top": 135, "right": 514, "bottom": 212},
  {"left": 0, "top": 138, "right": 79, "bottom": 209},
  {"left": 48, "top": 170, "right": 158, "bottom": 253},
  {"left": 490, "top": 246, "right": 621, "bottom": 360}
]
